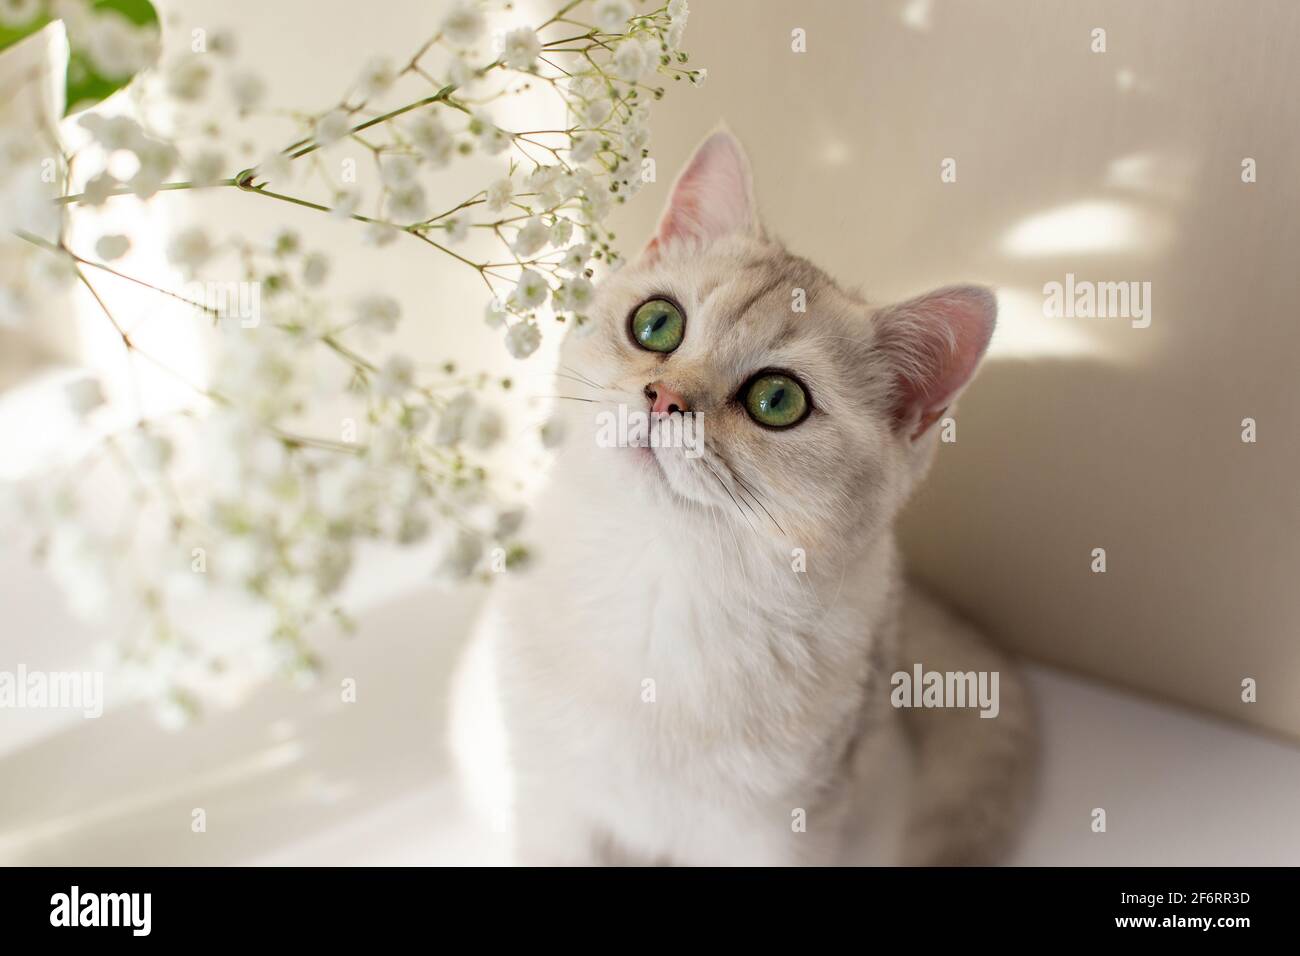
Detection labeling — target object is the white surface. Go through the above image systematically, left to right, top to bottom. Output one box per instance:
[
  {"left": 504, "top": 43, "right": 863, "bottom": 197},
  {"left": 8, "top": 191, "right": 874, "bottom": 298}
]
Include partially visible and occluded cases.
[{"left": 3, "top": 578, "right": 1297, "bottom": 865}]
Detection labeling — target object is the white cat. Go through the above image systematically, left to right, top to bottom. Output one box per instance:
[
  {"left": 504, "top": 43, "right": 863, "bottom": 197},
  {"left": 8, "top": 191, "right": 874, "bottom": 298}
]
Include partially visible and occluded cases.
[{"left": 450, "top": 130, "right": 1035, "bottom": 865}]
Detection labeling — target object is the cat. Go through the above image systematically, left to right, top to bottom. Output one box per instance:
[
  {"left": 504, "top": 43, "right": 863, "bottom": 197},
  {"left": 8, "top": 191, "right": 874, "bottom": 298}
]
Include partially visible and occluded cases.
[{"left": 449, "top": 129, "right": 1036, "bottom": 865}]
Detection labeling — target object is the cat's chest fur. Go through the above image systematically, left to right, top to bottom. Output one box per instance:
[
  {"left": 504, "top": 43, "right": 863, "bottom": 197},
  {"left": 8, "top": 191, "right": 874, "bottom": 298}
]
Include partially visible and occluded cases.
[{"left": 455, "top": 459, "right": 903, "bottom": 863}]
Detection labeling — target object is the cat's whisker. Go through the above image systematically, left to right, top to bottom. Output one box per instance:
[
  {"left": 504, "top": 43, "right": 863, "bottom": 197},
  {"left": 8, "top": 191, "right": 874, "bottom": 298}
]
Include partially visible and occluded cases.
[
  {"left": 707, "top": 443, "right": 788, "bottom": 536},
  {"left": 702, "top": 459, "right": 757, "bottom": 534}
]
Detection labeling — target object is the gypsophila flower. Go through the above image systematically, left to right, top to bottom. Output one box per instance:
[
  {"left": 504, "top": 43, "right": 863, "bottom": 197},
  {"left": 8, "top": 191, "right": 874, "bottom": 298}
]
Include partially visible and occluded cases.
[
  {"left": 0, "top": 0, "right": 40, "bottom": 29},
  {"left": 16, "top": 0, "right": 700, "bottom": 725},
  {"left": 594, "top": 0, "right": 634, "bottom": 34},
  {"left": 441, "top": 1, "right": 486, "bottom": 46},
  {"left": 503, "top": 27, "right": 542, "bottom": 70},
  {"left": 614, "top": 39, "right": 650, "bottom": 81},
  {"left": 356, "top": 56, "right": 397, "bottom": 99},
  {"left": 165, "top": 57, "right": 211, "bottom": 101},
  {"left": 229, "top": 71, "right": 267, "bottom": 111},
  {"left": 314, "top": 110, "right": 350, "bottom": 147},
  {"left": 408, "top": 114, "right": 454, "bottom": 166},
  {"left": 569, "top": 132, "right": 599, "bottom": 163},
  {"left": 187, "top": 149, "right": 226, "bottom": 186},
  {"left": 381, "top": 154, "right": 419, "bottom": 188},
  {"left": 486, "top": 177, "right": 514, "bottom": 211},
  {"left": 388, "top": 182, "right": 428, "bottom": 221},
  {"left": 331, "top": 188, "right": 362, "bottom": 219},
  {"left": 444, "top": 216, "right": 470, "bottom": 243},
  {"left": 513, "top": 217, "right": 550, "bottom": 257},
  {"left": 550, "top": 218, "right": 574, "bottom": 246},
  {"left": 166, "top": 226, "right": 213, "bottom": 277},
  {"left": 94, "top": 234, "right": 131, "bottom": 261},
  {"left": 559, "top": 241, "right": 592, "bottom": 272},
  {"left": 302, "top": 251, "right": 330, "bottom": 286},
  {"left": 510, "top": 269, "right": 548, "bottom": 309},
  {"left": 554, "top": 276, "right": 594, "bottom": 312},
  {"left": 355, "top": 294, "right": 401, "bottom": 333},
  {"left": 484, "top": 298, "right": 508, "bottom": 329},
  {"left": 505, "top": 320, "right": 542, "bottom": 358},
  {"left": 374, "top": 355, "right": 415, "bottom": 397},
  {"left": 64, "top": 376, "right": 106, "bottom": 417}
]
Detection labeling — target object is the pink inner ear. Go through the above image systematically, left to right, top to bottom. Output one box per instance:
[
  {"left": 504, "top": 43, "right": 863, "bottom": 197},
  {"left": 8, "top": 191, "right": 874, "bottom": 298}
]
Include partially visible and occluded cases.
[
  {"left": 642, "top": 130, "right": 756, "bottom": 263},
  {"left": 877, "top": 286, "right": 997, "bottom": 440}
]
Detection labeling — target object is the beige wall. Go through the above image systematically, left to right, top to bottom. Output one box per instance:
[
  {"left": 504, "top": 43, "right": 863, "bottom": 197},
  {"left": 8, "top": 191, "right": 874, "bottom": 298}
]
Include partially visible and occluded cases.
[{"left": 603, "top": 0, "right": 1299, "bottom": 738}]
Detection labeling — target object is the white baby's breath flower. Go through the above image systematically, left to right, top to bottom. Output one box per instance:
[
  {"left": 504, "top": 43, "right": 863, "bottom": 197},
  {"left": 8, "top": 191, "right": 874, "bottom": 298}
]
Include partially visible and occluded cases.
[
  {"left": 0, "top": 0, "right": 41, "bottom": 28},
  {"left": 593, "top": 0, "right": 633, "bottom": 34},
  {"left": 668, "top": 0, "right": 689, "bottom": 22},
  {"left": 442, "top": 1, "right": 486, "bottom": 46},
  {"left": 85, "top": 10, "right": 149, "bottom": 77},
  {"left": 503, "top": 27, "right": 542, "bottom": 70},
  {"left": 613, "top": 39, "right": 649, "bottom": 81},
  {"left": 165, "top": 56, "right": 211, "bottom": 102},
  {"left": 356, "top": 56, "right": 396, "bottom": 99},
  {"left": 690, "top": 68, "right": 708, "bottom": 88},
  {"left": 229, "top": 71, "right": 267, "bottom": 111},
  {"left": 582, "top": 96, "right": 613, "bottom": 127},
  {"left": 314, "top": 110, "right": 350, "bottom": 147},
  {"left": 79, "top": 113, "right": 144, "bottom": 151},
  {"left": 408, "top": 114, "right": 454, "bottom": 166},
  {"left": 474, "top": 116, "right": 511, "bottom": 155},
  {"left": 569, "top": 132, "right": 600, "bottom": 163},
  {"left": 127, "top": 139, "right": 178, "bottom": 199},
  {"left": 187, "top": 149, "right": 226, "bottom": 186},
  {"left": 254, "top": 149, "right": 293, "bottom": 185},
  {"left": 381, "top": 154, "right": 419, "bottom": 188},
  {"left": 486, "top": 177, "right": 514, "bottom": 212},
  {"left": 388, "top": 182, "right": 428, "bottom": 221},
  {"left": 330, "top": 188, "right": 362, "bottom": 219},
  {"left": 444, "top": 216, "right": 470, "bottom": 243},
  {"left": 512, "top": 217, "right": 550, "bottom": 257},
  {"left": 550, "top": 218, "right": 574, "bottom": 246},
  {"left": 363, "top": 222, "right": 400, "bottom": 247},
  {"left": 166, "top": 226, "right": 213, "bottom": 277},
  {"left": 94, "top": 234, "right": 131, "bottom": 261},
  {"left": 559, "top": 241, "right": 592, "bottom": 272},
  {"left": 301, "top": 252, "right": 330, "bottom": 287},
  {"left": 510, "top": 269, "right": 548, "bottom": 310},
  {"left": 554, "top": 276, "right": 594, "bottom": 312},
  {"left": 354, "top": 294, "right": 401, "bottom": 333},
  {"left": 484, "top": 298, "right": 508, "bottom": 329},
  {"left": 505, "top": 320, "right": 542, "bottom": 359},
  {"left": 375, "top": 355, "right": 415, "bottom": 398},
  {"left": 64, "top": 376, "right": 106, "bottom": 417},
  {"left": 434, "top": 392, "right": 475, "bottom": 445},
  {"left": 464, "top": 404, "right": 504, "bottom": 450},
  {"left": 437, "top": 529, "right": 483, "bottom": 580}
]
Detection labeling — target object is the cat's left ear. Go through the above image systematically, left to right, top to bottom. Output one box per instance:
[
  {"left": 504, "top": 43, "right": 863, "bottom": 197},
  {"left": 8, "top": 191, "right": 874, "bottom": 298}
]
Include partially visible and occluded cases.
[
  {"left": 640, "top": 128, "right": 759, "bottom": 264},
  {"left": 873, "top": 286, "right": 997, "bottom": 441}
]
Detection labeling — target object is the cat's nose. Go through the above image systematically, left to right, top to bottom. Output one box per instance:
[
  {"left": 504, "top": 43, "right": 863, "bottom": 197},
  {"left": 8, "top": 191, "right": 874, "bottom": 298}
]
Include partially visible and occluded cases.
[{"left": 645, "top": 382, "right": 689, "bottom": 415}]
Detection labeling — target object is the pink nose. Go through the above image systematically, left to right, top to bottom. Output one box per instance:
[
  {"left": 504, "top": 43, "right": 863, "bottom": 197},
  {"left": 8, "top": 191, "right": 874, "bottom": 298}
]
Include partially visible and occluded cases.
[{"left": 645, "top": 382, "right": 689, "bottom": 415}]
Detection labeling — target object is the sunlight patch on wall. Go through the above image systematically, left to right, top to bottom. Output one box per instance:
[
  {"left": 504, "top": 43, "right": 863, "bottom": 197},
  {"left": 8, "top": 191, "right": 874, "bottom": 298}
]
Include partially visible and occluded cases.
[{"left": 1000, "top": 199, "right": 1170, "bottom": 258}]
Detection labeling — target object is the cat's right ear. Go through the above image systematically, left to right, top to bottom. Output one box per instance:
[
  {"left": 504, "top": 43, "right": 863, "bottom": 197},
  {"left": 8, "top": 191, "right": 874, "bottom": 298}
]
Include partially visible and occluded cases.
[{"left": 640, "top": 128, "right": 759, "bottom": 264}]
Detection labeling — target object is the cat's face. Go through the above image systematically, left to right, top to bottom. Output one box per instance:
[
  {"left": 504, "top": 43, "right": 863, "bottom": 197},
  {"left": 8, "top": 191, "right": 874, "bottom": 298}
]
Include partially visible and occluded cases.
[{"left": 557, "top": 131, "right": 995, "bottom": 554}]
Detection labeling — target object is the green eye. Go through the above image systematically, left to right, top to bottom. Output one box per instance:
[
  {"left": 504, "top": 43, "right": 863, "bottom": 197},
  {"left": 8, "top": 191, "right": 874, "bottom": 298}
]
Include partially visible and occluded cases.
[
  {"left": 631, "top": 298, "right": 685, "bottom": 353},
  {"left": 744, "top": 373, "right": 809, "bottom": 428}
]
